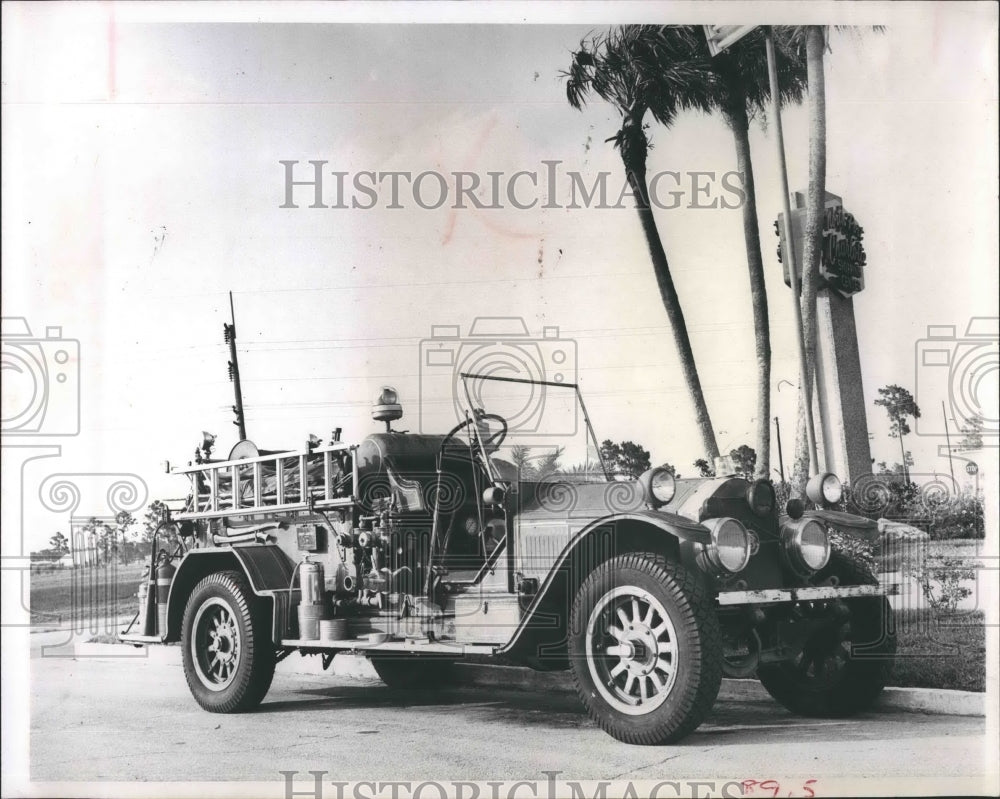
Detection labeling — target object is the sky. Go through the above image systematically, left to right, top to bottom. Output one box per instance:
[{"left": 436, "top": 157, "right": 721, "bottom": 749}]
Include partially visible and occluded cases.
[{"left": 1, "top": 2, "right": 998, "bottom": 552}]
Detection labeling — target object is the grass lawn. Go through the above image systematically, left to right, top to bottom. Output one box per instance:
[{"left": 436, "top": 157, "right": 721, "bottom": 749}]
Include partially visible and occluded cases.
[
  {"left": 926, "top": 539, "right": 985, "bottom": 559},
  {"left": 29, "top": 561, "right": 146, "bottom": 626},
  {"left": 890, "top": 609, "right": 985, "bottom": 692}
]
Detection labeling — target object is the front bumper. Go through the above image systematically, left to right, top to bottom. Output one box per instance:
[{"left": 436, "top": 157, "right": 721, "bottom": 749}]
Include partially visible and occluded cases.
[{"left": 716, "top": 584, "right": 886, "bottom": 606}]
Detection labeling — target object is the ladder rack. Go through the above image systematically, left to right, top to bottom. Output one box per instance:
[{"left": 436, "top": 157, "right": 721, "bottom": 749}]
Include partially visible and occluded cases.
[{"left": 171, "top": 442, "right": 359, "bottom": 520}]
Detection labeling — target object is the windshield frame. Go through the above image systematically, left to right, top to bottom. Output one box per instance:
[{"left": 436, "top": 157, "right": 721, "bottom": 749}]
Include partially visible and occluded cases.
[{"left": 458, "top": 372, "right": 611, "bottom": 482}]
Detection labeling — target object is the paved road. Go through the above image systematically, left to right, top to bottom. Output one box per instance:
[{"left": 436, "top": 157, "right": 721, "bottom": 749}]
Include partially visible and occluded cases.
[{"left": 20, "top": 636, "right": 994, "bottom": 795}]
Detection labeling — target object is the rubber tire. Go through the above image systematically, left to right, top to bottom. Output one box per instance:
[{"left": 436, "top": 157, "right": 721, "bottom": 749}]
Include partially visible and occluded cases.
[
  {"left": 757, "top": 552, "right": 896, "bottom": 717},
  {"left": 568, "top": 553, "right": 722, "bottom": 745},
  {"left": 181, "top": 570, "right": 276, "bottom": 713},
  {"left": 370, "top": 656, "right": 457, "bottom": 689}
]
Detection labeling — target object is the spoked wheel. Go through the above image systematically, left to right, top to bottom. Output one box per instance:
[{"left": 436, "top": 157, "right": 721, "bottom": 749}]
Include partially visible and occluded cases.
[
  {"left": 568, "top": 553, "right": 721, "bottom": 745},
  {"left": 757, "top": 553, "right": 896, "bottom": 717},
  {"left": 181, "top": 571, "right": 275, "bottom": 713},
  {"left": 586, "top": 586, "right": 680, "bottom": 714},
  {"left": 192, "top": 599, "right": 242, "bottom": 688}
]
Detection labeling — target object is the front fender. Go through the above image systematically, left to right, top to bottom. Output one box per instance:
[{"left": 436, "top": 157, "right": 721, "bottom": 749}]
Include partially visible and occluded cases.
[
  {"left": 799, "top": 509, "right": 880, "bottom": 542},
  {"left": 499, "top": 511, "right": 710, "bottom": 658}
]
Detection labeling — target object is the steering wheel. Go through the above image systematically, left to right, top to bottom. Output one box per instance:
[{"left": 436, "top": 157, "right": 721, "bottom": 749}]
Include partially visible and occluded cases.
[
  {"left": 477, "top": 412, "right": 508, "bottom": 450},
  {"left": 439, "top": 413, "right": 508, "bottom": 454}
]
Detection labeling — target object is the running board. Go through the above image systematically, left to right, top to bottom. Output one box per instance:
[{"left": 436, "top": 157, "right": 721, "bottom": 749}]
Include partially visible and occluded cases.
[
  {"left": 118, "top": 633, "right": 165, "bottom": 644},
  {"left": 278, "top": 637, "right": 496, "bottom": 656}
]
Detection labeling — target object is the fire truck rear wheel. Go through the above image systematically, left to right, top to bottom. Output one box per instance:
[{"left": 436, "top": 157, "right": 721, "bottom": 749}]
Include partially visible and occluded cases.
[
  {"left": 756, "top": 552, "right": 896, "bottom": 717},
  {"left": 568, "top": 553, "right": 722, "bottom": 745},
  {"left": 181, "top": 570, "right": 276, "bottom": 713}
]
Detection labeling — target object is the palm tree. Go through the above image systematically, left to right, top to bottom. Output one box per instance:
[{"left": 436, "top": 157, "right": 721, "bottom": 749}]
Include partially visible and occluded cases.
[
  {"left": 787, "top": 25, "right": 829, "bottom": 495},
  {"left": 774, "top": 26, "right": 875, "bottom": 494},
  {"left": 565, "top": 27, "right": 721, "bottom": 462},
  {"left": 672, "top": 29, "right": 807, "bottom": 479},
  {"left": 717, "top": 33, "right": 807, "bottom": 480},
  {"left": 509, "top": 444, "right": 565, "bottom": 480}
]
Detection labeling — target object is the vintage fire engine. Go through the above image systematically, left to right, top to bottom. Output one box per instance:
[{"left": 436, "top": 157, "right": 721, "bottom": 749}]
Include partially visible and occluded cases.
[{"left": 121, "top": 375, "right": 894, "bottom": 745}]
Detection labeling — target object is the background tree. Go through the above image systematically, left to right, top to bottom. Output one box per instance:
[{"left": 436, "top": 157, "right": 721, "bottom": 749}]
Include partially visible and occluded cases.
[
  {"left": 775, "top": 24, "right": 827, "bottom": 497},
  {"left": 780, "top": 26, "right": 881, "bottom": 495},
  {"left": 565, "top": 27, "right": 720, "bottom": 462},
  {"left": 640, "top": 28, "right": 808, "bottom": 479},
  {"left": 718, "top": 32, "right": 808, "bottom": 480},
  {"left": 874, "top": 384, "right": 921, "bottom": 482},
  {"left": 957, "top": 414, "right": 984, "bottom": 452},
  {"left": 599, "top": 439, "right": 652, "bottom": 479},
  {"left": 729, "top": 444, "right": 758, "bottom": 480},
  {"left": 508, "top": 445, "right": 565, "bottom": 480},
  {"left": 510, "top": 445, "right": 533, "bottom": 478},
  {"left": 875, "top": 452, "right": 914, "bottom": 477},
  {"left": 693, "top": 458, "right": 716, "bottom": 477},
  {"left": 560, "top": 460, "right": 607, "bottom": 482},
  {"left": 659, "top": 462, "right": 680, "bottom": 478},
  {"left": 141, "top": 500, "right": 171, "bottom": 553},
  {"left": 115, "top": 510, "right": 136, "bottom": 563},
  {"left": 78, "top": 516, "right": 106, "bottom": 565},
  {"left": 82, "top": 518, "right": 112, "bottom": 565},
  {"left": 99, "top": 521, "right": 116, "bottom": 565},
  {"left": 48, "top": 532, "right": 69, "bottom": 557}
]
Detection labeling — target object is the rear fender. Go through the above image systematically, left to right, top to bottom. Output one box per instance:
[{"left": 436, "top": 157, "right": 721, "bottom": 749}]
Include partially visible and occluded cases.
[
  {"left": 499, "top": 511, "right": 710, "bottom": 662},
  {"left": 165, "top": 545, "right": 296, "bottom": 643}
]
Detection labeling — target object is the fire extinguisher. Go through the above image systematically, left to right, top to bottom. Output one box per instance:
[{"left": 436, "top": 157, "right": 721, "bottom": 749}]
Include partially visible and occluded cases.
[
  {"left": 155, "top": 553, "right": 176, "bottom": 637},
  {"left": 137, "top": 565, "right": 155, "bottom": 636}
]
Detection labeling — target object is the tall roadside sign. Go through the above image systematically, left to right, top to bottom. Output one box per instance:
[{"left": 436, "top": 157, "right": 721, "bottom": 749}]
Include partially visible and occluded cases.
[{"left": 775, "top": 191, "right": 873, "bottom": 484}]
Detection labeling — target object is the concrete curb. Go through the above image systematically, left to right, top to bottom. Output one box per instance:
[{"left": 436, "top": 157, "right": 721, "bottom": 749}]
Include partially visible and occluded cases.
[
  {"left": 74, "top": 641, "right": 985, "bottom": 717},
  {"left": 443, "top": 663, "right": 986, "bottom": 718},
  {"left": 874, "top": 685, "right": 986, "bottom": 717}
]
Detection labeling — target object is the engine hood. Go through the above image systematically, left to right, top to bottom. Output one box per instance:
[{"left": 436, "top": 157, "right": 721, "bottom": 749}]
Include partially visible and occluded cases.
[
  {"left": 514, "top": 474, "right": 745, "bottom": 525},
  {"left": 660, "top": 476, "right": 751, "bottom": 522}
]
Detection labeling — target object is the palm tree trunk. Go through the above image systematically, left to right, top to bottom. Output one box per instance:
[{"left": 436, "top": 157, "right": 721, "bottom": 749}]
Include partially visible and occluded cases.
[
  {"left": 792, "top": 25, "right": 827, "bottom": 496},
  {"left": 725, "top": 105, "right": 771, "bottom": 480},
  {"left": 619, "top": 113, "right": 720, "bottom": 462},
  {"left": 898, "top": 431, "right": 908, "bottom": 482}
]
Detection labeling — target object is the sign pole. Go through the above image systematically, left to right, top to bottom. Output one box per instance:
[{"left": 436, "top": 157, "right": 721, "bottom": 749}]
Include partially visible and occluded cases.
[
  {"left": 765, "top": 26, "right": 819, "bottom": 476},
  {"left": 942, "top": 401, "right": 956, "bottom": 485},
  {"left": 774, "top": 415, "right": 786, "bottom": 483}
]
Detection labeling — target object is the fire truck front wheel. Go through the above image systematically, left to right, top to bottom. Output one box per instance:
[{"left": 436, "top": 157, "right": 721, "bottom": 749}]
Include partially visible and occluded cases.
[
  {"left": 568, "top": 553, "right": 722, "bottom": 745},
  {"left": 181, "top": 570, "right": 276, "bottom": 713}
]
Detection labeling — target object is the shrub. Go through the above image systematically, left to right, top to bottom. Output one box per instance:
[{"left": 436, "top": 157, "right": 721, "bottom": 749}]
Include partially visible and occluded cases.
[
  {"left": 841, "top": 478, "right": 984, "bottom": 541},
  {"left": 828, "top": 529, "right": 878, "bottom": 577},
  {"left": 911, "top": 556, "right": 975, "bottom": 614}
]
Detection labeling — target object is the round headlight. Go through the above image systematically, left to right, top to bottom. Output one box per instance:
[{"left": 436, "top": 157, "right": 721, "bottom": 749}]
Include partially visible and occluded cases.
[
  {"left": 638, "top": 467, "right": 676, "bottom": 508},
  {"left": 806, "top": 472, "right": 842, "bottom": 506},
  {"left": 821, "top": 474, "right": 843, "bottom": 504},
  {"left": 746, "top": 480, "right": 776, "bottom": 516},
  {"left": 702, "top": 517, "right": 752, "bottom": 574},
  {"left": 780, "top": 518, "right": 831, "bottom": 574}
]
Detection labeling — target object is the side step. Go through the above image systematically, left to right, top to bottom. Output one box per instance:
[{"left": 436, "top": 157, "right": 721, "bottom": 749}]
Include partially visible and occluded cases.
[{"left": 278, "top": 636, "right": 496, "bottom": 656}]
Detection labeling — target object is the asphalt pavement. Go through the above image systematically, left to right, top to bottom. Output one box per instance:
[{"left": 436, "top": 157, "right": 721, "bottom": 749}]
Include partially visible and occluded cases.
[{"left": 17, "top": 632, "right": 996, "bottom": 797}]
